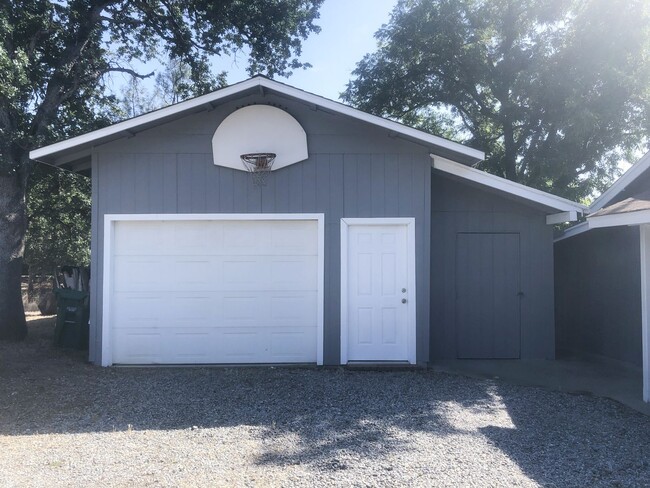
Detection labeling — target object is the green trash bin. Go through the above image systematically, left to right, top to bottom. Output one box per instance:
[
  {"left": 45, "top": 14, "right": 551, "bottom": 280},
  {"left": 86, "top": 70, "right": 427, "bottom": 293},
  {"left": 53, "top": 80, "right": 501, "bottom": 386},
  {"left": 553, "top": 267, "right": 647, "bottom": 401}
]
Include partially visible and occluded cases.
[{"left": 54, "top": 288, "right": 89, "bottom": 349}]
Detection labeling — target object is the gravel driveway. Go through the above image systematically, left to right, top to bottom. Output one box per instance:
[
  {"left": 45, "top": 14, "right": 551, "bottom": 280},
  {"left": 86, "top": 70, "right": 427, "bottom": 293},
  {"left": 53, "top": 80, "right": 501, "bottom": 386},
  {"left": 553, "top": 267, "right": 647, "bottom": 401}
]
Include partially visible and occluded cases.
[{"left": 1, "top": 317, "right": 650, "bottom": 487}]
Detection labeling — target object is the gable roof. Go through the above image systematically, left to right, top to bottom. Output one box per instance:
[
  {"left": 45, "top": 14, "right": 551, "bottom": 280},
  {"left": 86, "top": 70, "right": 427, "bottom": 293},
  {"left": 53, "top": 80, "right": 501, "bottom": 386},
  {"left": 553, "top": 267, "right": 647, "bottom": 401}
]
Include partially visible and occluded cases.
[
  {"left": 29, "top": 75, "right": 484, "bottom": 166},
  {"left": 555, "top": 150, "right": 650, "bottom": 241},
  {"left": 590, "top": 151, "right": 650, "bottom": 213},
  {"left": 432, "top": 155, "right": 587, "bottom": 214},
  {"left": 590, "top": 189, "right": 650, "bottom": 218},
  {"left": 588, "top": 190, "right": 650, "bottom": 229}
]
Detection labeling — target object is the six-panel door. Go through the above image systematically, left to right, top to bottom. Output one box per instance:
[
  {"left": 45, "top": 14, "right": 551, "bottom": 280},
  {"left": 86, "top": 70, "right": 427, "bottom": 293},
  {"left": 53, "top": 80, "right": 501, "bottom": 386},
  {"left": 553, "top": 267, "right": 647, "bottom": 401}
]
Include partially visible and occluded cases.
[{"left": 346, "top": 224, "right": 410, "bottom": 361}]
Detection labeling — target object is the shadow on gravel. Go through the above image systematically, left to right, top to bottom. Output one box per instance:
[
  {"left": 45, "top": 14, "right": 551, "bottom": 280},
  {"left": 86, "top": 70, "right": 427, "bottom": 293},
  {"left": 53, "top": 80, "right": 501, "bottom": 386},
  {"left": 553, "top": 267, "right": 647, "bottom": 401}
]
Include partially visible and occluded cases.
[
  {"left": 2, "top": 318, "right": 650, "bottom": 486},
  {"left": 478, "top": 393, "right": 650, "bottom": 486}
]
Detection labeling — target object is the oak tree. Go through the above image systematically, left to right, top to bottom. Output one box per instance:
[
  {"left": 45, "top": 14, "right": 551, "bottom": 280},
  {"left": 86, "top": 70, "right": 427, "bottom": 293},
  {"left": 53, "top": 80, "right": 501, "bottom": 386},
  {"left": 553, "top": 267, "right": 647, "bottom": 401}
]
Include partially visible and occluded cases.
[
  {"left": 0, "top": 0, "right": 322, "bottom": 339},
  {"left": 343, "top": 0, "right": 650, "bottom": 200}
]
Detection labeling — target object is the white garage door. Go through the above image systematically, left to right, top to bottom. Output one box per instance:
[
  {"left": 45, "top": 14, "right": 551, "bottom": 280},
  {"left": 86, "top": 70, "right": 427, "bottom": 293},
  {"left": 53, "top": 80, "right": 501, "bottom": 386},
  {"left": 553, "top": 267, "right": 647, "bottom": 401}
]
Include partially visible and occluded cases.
[{"left": 108, "top": 218, "right": 320, "bottom": 364}]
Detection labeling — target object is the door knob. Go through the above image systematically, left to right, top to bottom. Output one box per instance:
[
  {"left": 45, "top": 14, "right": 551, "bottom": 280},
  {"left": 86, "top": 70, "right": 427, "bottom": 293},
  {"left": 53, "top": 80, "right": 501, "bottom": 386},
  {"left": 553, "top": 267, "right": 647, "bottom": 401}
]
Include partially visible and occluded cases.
[{"left": 401, "top": 298, "right": 407, "bottom": 304}]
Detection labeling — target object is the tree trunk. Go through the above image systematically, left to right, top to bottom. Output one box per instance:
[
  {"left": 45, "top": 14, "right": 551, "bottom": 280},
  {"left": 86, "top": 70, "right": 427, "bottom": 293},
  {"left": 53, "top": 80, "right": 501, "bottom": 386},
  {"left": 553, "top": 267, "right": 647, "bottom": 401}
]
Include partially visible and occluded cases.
[
  {"left": 502, "top": 122, "right": 518, "bottom": 182},
  {"left": 0, "top": 172, "right": 27, "bottom": 340}
]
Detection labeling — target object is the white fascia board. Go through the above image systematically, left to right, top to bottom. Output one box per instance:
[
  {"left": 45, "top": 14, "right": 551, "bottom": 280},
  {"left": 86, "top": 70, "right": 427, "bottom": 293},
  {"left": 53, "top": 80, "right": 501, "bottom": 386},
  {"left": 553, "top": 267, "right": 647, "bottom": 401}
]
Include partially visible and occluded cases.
[
  {"left": 30, "top": 76, "right": 485, "bottom": 164},
  {"left": 30, "top": 78, "right": 263, "bottom": 161},
  {"left": 266, "top": 81, "right": 485, "bottom": 162},
  {"left": 590, "top": 151, "right": 650, "bottom": 213},
  {"left": 432, "top": 155, "right": 587, "bottom": 213},
  {"left": 588, "top": 209, "right": 650, "bottom": 229},
  {"left": 546, "top": 211, "right": 579, "bottom": 225},
  {"left": 554, "top": 221, "right": 590, "bottom": 242}
]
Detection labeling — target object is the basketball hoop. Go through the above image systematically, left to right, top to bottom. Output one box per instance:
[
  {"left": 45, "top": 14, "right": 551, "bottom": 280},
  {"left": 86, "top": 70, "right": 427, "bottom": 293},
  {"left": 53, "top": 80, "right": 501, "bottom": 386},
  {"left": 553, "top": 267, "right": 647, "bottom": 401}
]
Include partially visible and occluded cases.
[{"left": 241, "top": 153, "right": 276, "bottom": 186}]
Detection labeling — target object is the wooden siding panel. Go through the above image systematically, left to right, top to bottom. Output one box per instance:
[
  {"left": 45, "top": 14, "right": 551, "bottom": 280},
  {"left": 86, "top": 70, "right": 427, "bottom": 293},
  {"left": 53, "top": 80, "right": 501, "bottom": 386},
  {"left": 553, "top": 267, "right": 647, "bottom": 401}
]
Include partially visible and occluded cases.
[
  {"left": 162, "top": 154, "right": 178, "bottom": 213},
  {"left": 316, "top": 154, "right": 331, "bottom": 217},
  {"left": 329, "top": 154, "right": 345, "bottom": 222},
  {"left": 343, "top": 154, "right": 358, "bottom": 217},
  {"left": 356, "top": 154, "right": 372, "bottom": 216},
  {"left": 371, "top": 154, "right": 385, "bottom": 217},
  {"left": 384, "top": 154, "right": 399, "bottom": 216},
  {"left": 398, "top": 154, "right": 413, "bottom": 216},
  {"left": 301, "top": 158, "right": 317, "bottom": 212},
  {"left": 205, "top": 159, "right": 220, "bottom": 211},
  {"left": 287, "top": 163, "right": 303, "bottom": 211},
  {"left": 218, "top": 166, "right": 235, "bottom": 213},
  {"left": 272, "top": 166, "right": 290, "bottom": 213},
  {"left": 430, "top": 172, "right": 555, "bottom": 360}
]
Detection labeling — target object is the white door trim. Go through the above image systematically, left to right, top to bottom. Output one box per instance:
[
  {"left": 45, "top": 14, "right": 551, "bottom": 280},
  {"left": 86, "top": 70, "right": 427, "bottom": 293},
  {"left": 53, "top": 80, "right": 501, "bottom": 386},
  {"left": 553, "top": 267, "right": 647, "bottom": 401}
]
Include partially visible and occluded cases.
[
  {"left": 102, "top": 213, "right": 325, "bottom": 367},
  {"left": 340, "top": 217, "right": 417, "bottom": 365},
  {"left": 640, "top": 225, "right": 650, "bottom": 402}
]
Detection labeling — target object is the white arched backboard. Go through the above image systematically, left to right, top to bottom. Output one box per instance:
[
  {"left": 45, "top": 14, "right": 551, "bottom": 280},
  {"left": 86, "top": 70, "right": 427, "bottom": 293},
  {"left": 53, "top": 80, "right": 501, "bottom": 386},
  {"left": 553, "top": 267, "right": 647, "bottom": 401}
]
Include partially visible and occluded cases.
[{"left": 212, "top": 105, "right": 308, "bottom": 171}]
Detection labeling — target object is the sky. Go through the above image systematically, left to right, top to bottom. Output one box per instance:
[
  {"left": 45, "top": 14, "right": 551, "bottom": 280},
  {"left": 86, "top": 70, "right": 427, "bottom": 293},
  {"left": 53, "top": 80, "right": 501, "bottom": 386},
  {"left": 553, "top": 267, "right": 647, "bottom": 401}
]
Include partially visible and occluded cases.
[{"left": 211, "top": 0, "right": 398, "bottom": 101}]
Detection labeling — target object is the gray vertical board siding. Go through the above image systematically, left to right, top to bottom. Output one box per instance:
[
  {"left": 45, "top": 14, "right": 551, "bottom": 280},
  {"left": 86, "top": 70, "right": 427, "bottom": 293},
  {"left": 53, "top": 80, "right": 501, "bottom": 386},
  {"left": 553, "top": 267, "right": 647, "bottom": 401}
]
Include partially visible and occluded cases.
[
  {"left": 89, "top": 92, "right": 433, "bottom": 365},
  {"left": 430, "top": 173, "right": 555, "bottom": 360},
  {"left": 555, "top": 226, "right": 642, "bottom": 366}
]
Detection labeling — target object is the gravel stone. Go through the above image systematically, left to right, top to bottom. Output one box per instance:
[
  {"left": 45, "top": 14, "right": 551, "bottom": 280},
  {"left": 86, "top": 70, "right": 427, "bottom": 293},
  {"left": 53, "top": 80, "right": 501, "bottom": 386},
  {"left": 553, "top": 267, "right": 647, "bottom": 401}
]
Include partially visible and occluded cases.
[{"left": 1, "top": 317, "right": 650, "bottom": 487}]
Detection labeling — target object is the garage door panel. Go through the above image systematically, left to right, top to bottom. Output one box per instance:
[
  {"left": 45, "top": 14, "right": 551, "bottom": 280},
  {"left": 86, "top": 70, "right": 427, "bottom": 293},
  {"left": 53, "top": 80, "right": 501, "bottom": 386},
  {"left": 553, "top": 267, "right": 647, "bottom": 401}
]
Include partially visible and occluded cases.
[
  {"left": 110, "top": 219, "right": 319, "bottom": 364},
  {"left": 114, "top": 221, "right": 166, "bottom": 255},
  {"left": 172, "top": 221, "right": 210, "bottom": 251},
  {"left": 270, "top": 221, "right": 319, "bottom": 254},
  {"left": 220, "top": 256, "right": 317, "bottom": 291},
  {"left": 113, "top": 257, "right": 169, "bottom": 292},
  {"left": 173, "top": 258, "right": 215, "bottom": 290},
  {"left": 270, "top": 258, "right": 318, "bottom": 289},
  {"left": 113, "top": 291, "right": 317, "bottom": 329},
  {"left": 113, "top": 294, "right": 166, "bottom": 324},
  {"left": 270, "top": 294, "right": 317, "bottom": 321},
  {"left": 170, "top": 295, "right": 213, "bottom": 325},
  {"left": 222, "top": 296, "right": 259, "bottom": 324},
  {"left": 113, "top": 329, "right": 164, "bottom": 364},
  {"left": 270, "top": 329, "right": 317, "bottom": 360},
  {"left": 167, "top": 330, "right": 212, "bottom": 362},
  {"left": 220, "top": 330, "right": 265, "bottom": 361}
]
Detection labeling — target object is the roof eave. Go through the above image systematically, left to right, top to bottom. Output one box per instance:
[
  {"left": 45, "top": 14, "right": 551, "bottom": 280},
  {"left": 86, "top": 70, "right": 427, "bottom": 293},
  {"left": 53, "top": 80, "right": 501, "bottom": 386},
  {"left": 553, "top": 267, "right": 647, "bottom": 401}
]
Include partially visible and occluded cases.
[
  {"left": 30, "top": 76, "right": 484, "bottom": 166},
  {"left": 589, "top": 151, "right": 650, "bottom": 213},
  {"left": 431, "top": 155, "right": 587, "bottom": 214}
]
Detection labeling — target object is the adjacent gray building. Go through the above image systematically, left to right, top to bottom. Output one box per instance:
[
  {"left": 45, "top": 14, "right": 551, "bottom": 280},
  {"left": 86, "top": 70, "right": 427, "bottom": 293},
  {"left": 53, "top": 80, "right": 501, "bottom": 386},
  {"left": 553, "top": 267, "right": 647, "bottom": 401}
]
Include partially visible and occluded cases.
[{"left": 555, "top": 151, "right": 650, "bottom": 402}]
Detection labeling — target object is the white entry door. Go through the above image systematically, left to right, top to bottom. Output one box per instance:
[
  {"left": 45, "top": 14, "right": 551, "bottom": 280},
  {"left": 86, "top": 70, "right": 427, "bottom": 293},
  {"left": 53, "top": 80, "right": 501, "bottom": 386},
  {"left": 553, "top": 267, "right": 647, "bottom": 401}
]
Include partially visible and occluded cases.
[{"left": 341, "top": 219, "right": 416, "bottom": 363}]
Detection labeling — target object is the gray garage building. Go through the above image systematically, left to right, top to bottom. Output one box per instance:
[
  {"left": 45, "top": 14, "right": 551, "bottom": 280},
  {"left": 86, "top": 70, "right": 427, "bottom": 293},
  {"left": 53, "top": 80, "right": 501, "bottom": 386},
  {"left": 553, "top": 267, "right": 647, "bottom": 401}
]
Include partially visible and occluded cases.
[{"left": 30, "top": 76, "right": 584, "bottom": 367}]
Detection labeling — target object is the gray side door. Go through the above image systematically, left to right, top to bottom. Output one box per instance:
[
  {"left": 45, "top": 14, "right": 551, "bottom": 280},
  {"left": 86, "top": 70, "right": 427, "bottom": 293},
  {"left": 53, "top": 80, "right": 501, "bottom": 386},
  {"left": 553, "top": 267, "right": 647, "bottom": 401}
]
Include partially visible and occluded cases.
[{"left": 455, "top": 233, "right": 521, "bottom": 359}]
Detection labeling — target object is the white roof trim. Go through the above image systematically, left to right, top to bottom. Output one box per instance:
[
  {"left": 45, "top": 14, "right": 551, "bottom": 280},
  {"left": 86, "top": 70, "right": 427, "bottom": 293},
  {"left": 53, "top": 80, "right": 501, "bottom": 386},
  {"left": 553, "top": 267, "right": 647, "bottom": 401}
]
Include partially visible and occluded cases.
[
  {"left": 30, "top": 76, "right": 484, "bottom": 163},
  {"left": 590, "top": 151, "right": 650, "bottom": 213},
  {"left": 431, "top": 155, "right": 587, "bottom": 213},
  {"left": 588, "top": 209, "right": 650, "bottom": 229},
  {"left": 554, "top": 221, "right": 589, "bottom": 242}
]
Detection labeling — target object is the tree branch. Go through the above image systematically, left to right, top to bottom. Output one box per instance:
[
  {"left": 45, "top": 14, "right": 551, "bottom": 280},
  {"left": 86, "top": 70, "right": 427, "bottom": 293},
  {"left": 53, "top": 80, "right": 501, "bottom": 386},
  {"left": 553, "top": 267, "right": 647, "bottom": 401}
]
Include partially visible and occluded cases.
[{"left": 102, "top": 67, "right": 155, "bottom": 79}]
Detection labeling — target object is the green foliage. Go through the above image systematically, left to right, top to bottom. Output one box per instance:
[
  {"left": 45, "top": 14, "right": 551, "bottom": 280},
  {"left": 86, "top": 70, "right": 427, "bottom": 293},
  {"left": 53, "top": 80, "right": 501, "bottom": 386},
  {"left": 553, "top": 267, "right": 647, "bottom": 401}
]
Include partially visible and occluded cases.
[
  {"left": 0, "top": 0, "right": 323, "bottom": 178},
  {"left": 343, "top": 0, "right": 650, "bottom": 201},
  {"left": 118, "top": 57, "right": 226, "bottom": 118},
  {"left": 25, "top": 165, "right": 91, "bottom": 273}
]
